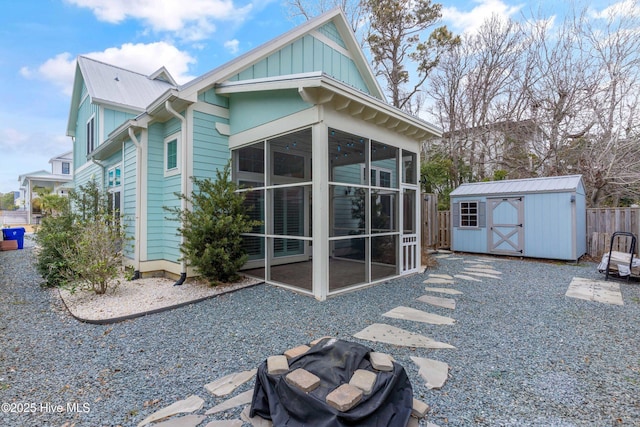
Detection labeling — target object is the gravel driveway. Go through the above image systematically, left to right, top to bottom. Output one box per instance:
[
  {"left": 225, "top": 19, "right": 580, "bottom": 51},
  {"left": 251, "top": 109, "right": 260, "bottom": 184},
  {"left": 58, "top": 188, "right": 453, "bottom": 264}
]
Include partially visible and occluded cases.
[{"left": 1, "top": 242, "right": 639, "bottom": 426}]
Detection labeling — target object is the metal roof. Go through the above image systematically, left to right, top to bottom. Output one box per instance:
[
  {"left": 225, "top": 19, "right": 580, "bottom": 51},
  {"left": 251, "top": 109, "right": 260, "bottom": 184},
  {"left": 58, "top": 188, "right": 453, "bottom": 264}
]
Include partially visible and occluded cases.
[
  {"left": 78, "top": 56, "right": 175, "bottom": 111},
  {"left": 450, "top": 175, "right": 584, "bottom": 196}
]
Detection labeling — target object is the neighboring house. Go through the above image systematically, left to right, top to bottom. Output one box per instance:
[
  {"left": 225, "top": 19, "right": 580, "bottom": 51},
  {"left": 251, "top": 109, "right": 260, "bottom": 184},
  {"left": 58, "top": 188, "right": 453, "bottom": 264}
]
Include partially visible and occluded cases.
[
  {"left": 66, "top": 8, "right": 441, "bottom": 300},
  {"left": 423, "top": 119, "right": 546, "bottom": 180},
  {"left": 18, "top": 151, "right": 74, "bottom": 224}
]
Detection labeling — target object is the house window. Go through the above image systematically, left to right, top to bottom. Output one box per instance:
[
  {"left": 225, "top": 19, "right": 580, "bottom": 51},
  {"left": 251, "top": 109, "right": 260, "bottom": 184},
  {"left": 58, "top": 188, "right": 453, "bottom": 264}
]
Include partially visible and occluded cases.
[
  {"left": 86, "top": 116, "right": 95, "bottom": 155},
  {"left": 164, "top": 133, "right": 181, "bottom": 176},
  {"left": 62, "top": 162, "right": 70, "bottom": 175},
  {"left": 107, "top": 165, "right": 121, "bottom": 187},
  {"left": 460, "top": 201, "right": 479, "bottom": 227}
]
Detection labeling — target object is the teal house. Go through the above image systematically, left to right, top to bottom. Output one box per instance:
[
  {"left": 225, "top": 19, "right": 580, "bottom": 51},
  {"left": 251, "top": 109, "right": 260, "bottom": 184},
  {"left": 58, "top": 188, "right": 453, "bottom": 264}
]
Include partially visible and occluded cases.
[{"left": 66, "top": 9, "right": 441, "bottom": 300}]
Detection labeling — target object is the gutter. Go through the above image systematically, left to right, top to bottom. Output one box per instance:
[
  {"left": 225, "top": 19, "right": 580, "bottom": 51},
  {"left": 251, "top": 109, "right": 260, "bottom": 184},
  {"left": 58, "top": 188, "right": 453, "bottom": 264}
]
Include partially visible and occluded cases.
[{"left": 164, "top": 100, "right": 188, "bottom": 286}]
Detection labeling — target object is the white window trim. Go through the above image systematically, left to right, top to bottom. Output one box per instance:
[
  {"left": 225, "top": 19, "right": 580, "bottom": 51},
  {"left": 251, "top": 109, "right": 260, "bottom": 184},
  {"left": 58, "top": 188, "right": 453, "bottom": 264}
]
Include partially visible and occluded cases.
[
  {"left": 86, "top": 114, "right": 95, "bottom": 155},
  {"left": 164, "top": 132, "right": 181, "bottom": 177},
  {"left": 107, "top": 164, "right": 122, "bottom": 188}
]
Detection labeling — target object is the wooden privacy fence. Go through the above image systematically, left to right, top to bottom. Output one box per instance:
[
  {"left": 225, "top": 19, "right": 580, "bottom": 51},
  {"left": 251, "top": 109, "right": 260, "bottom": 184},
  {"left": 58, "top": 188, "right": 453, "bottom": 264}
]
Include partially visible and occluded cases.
[
  {"left": 421, "top": 193, "right": 451, "bottom": 250},
  {"left": 586, "top": 207, "right": 640, "bottom": 258}
]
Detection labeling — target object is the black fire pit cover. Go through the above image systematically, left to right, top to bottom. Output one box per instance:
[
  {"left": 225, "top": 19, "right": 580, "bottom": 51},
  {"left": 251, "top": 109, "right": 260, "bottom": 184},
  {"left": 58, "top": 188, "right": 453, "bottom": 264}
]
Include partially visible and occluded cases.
[{"left": 250, "top": 338, "right": 413, "bottom": 426}]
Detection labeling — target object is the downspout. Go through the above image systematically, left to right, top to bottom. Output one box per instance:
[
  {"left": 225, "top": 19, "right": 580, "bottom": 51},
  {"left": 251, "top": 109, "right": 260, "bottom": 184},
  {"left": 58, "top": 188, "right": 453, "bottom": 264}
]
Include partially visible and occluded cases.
[
  {"left": 165, "top": 100, "right": 187, "bottom": 286},
  {"left": 128, "top": 128, "right": 142, "bottom": 280}
]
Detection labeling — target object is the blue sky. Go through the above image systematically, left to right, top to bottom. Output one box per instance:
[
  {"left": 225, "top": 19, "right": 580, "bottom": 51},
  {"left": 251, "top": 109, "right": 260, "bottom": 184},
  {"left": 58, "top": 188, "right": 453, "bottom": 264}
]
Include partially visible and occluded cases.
[{"left": 0, "top": 0, "right": 625, "bottom": 193}]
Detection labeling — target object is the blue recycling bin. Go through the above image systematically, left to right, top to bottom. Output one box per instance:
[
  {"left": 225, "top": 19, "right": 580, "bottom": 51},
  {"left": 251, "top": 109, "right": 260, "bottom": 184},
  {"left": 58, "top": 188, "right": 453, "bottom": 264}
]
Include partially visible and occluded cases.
[{"left": 2, "top": 227, "right": 25, "bottom": 249}]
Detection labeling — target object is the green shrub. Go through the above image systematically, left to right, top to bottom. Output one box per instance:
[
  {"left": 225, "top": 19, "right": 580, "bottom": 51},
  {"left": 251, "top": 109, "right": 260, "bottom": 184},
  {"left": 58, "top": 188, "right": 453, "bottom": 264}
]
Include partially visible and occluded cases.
[
  {"left": 166, "top": 163, "right": 261, "bottom": 284},
  {"left": 35, "top": 180, "right": 127, "bottom": 294},
  {"left": 34, "top": 196, "right": 75, "bottom": 287},
  {"left": 60, "top": 216, "right": 126, "bottom": 295}
]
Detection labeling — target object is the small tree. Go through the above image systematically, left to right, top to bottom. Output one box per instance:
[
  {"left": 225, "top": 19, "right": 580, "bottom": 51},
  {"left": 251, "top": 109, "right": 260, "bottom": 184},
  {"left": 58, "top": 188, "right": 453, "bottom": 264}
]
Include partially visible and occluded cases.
[
  {"left": 166, "top": 164, "right": 261, "bottom": 284},
  {"left": 35, "top": 179, "right": 127, "bottom": 293},
  {"left": 61, "top": 217, "right": 126, "bottom": 294}
]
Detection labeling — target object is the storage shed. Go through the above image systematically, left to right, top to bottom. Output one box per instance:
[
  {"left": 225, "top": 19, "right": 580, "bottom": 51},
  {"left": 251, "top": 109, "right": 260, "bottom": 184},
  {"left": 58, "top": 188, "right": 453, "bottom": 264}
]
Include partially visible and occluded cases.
[{"left": 449, "top": 175, "right": 586, "bottom": 261}]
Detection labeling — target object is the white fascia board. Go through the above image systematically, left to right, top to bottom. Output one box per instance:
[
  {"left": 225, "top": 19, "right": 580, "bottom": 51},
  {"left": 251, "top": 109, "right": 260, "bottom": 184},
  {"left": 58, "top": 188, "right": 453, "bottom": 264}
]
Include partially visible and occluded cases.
[{"left": 215, "top": 72, "right": 324, "bottom": 94}]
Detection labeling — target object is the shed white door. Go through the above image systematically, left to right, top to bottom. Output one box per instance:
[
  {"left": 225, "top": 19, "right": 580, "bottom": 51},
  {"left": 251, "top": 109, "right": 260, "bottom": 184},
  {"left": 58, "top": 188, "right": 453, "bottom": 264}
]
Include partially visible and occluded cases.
[{"left": 488, "top": 197, "right": 524, "bottom": 255}]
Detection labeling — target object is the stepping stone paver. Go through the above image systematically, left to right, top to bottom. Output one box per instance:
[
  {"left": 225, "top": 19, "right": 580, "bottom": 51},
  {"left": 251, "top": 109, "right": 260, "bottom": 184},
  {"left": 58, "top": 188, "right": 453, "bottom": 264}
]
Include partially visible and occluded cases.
[
  {"left": 464, "top": 267, "right": 502, "bottom": 275},
  {"left": 462, "top": 271, "right": 502, "bottom": 279},
  {"left": 428, "top": 274, "right": 453, "bottom": 279},
  {"left": 454, "top": 274, "right": 482, "bottom": 282},
  {"left": 423, "top": 277, "right": 455, "bottom": 285},
  {"left": 566, "top": 277, "right": 624, "bottom": 305},
  {"left": 424, "top": 287, "right": 463, "bottom": 295},
  {"left": 417, "top": 295, "right": 456, "bottom": 310},
  {"left": 383, "top": 306, "right": 455, "bottom": 325},
  {"left": 353, "top": 323, "right": 455, "bottom": 349},
  {"left": 284, "top": 344, "right": 310, "bottom": 359},
  {"left": 369, "top": 352, "right": 394, "bottom": 371},
  {"left": 267, "top": 355, "right": 289, "bottom": 375},
  {"left": 411, "top": 356, "right": 449, "bottom": 389},
  {"left": 285, "top": 368, "right": 321, "bottom": 392},
  {"left": 204, "top": 369, "right": 257, "bottom": 397},
  {"left": 349, "top": 369, "right": 377, "bottom": 394},
  {"left": 326, "top": 384, "right": 363, "bottom": 411},
  {"left": 205, "top": 389, "right": 253, "bottom": 415},
  {"left": 137, "top": 395, "right": 204, "bottom": 427},
  {"left": 412, "top": 398, "right": 430, "bottom": 418},
  {"left": 241, "top": 406, "right": 273, "bottom": 426},
  {"left": 152, "top": 415, "right": 206, "bottom": 427},
  {"left": 407, "top": 417, "right": 420, "bottom": 427},
  {"left": 205, "top": 421, "right": 243, "bottom": 427}
]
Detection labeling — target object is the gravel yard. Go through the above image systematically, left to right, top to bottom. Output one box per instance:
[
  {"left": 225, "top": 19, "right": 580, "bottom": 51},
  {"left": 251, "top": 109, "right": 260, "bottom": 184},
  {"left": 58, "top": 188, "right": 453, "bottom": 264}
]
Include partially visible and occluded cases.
[{"left": 1, "top": 239, "right": 639, "bottom": 426}]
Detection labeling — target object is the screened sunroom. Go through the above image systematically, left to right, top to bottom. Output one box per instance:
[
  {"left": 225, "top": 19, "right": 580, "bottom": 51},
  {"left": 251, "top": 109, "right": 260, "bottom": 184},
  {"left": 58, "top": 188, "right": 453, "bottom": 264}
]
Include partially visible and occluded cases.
[{"left": 232, "top": 108, "right": 431, "bottom": 300}]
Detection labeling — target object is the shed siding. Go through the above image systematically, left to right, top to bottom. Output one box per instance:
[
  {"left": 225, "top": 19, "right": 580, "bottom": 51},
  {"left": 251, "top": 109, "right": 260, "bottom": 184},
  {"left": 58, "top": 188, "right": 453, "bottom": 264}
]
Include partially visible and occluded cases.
[
  {"left": 523, "top": 192, "right": 573, "bottom": 259},
  {"left": 451, "top": 197, "right": 488, "bottom": 253}
]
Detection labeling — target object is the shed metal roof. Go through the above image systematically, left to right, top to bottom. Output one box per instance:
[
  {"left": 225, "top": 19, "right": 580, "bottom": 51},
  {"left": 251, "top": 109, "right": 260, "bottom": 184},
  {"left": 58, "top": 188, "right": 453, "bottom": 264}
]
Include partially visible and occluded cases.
[
  {"left": 78, "top": 56, "right": 175, "bottom": 111},
  {"left": 450, "top": 175, "right": 584, "bottom": 196}
]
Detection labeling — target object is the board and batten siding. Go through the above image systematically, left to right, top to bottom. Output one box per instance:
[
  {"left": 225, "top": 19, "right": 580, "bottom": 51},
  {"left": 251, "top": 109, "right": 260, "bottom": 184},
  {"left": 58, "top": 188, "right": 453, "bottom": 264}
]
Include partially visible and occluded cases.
[
  {"left": 230, "top": 32, "right": 368, "bottom": 95},
  {"left": 74, "top": 86, "right": 99, "bottom": 171},
  {"left": 103, "top": 108, "right": 136, "bottom": 141},
  {"left": 192, "top": 110, "right": 229, "bottom": 179}
]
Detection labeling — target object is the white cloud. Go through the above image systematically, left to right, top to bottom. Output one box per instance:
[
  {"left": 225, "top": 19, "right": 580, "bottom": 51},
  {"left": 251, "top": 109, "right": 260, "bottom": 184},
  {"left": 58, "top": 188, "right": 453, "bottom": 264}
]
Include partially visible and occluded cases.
[
  {"left": 65, "top": 0, "right": 253, "bottom": 41},
  {"left": 442, "top": 0, "right": 524, "bottom": 34},
  {"left": 590, "top": 0, "right": 640, "bottom": 20},
  {"left": 224, "top": 39, "right": 240, "bottom": 54},
  {"left": 20, "top": 42, "right": 197, "bottom": 96},
  {"left": 88, "top": 42, "right": 197, "bottom": 84}
]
